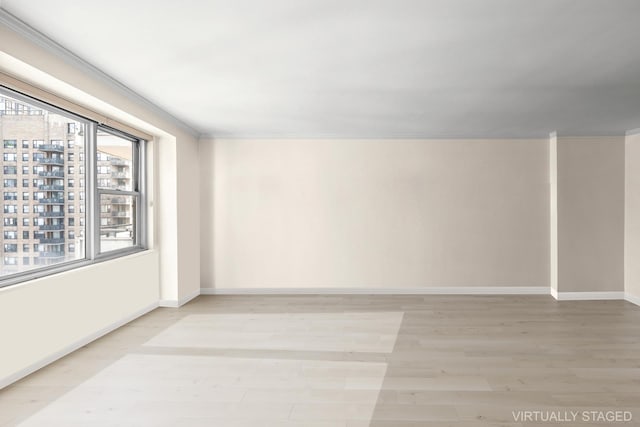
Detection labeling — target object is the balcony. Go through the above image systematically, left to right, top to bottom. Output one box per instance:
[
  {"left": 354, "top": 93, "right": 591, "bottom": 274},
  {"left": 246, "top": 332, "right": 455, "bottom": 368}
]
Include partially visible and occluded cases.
[
  {"left": 39, "top": 145, "right": 65, "bottom": 153},
  {"left": 38, "top": 158, "right": 65, "bottom": 166},
  {"left": 110, "top": 159, "right": 129, "bottom": 166},
  {"left": 39, "top": 171, "right": 64, "bottom": 178},
  {"left": 112, "top": 173, "right": 130, "bottom": 179},
  {"left": 39, "top": 184, "right": 64, "bottom": 191},
  {"left": 39, "top": 198, "right": 65, "bottom": 204},
  {"left": 39, "top": 211, "right": 65, "bottom": 218},
  {"left": 111, "top": 211, "right": 129, "bottom": 217},
  {"left": 39, "top": 224, "right": 65, "bottom": 231},
  {"left": 39, "top": 238, "right": 65, "bottom": 244},
  {"left": 39, "top": 251, "right": 65, "bottom": 258}
]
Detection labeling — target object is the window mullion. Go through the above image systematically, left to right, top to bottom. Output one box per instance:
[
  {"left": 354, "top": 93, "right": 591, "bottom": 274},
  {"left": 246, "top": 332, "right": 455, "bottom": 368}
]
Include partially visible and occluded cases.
[{"left": 86, "top": 122, "right": 98, "bottom": 260}]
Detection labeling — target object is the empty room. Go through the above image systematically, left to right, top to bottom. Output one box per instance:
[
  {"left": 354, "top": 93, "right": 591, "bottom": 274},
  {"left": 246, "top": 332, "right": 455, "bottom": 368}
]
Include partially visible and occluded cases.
[{"left": 1, "top": 1, "right": 640, "bottom": 426}]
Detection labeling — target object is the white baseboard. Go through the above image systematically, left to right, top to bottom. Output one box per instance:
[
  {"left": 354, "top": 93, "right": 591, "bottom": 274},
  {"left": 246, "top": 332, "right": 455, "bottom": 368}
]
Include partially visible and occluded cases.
[
  {"left": 200, "top": 286, "right": 549, "bottom": 295},
  {"left": 550, "top": 287, "right": 559, "bottom": 300},
  {"left": 159, "top": 289, "right": 201, "bottom": 308},
  {"left": 555, "top": 291, "right": 625, "bottom": 301},
  {"left": 625, "top": 293, "right": 640, "bottom": 307},
  {"left": 0, "top": 301, "right": 158, "bottom": 390}
]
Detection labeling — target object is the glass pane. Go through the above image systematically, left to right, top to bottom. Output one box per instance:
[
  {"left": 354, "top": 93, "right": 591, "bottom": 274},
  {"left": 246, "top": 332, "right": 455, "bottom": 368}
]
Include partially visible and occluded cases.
[
  {"left": 0, "top": 91, "right": 86, "bottom": 277},
  {"left": 97, "top": 130, "right": 134, "bottom": 191},
  {"left": 100, "top": 194, "right": 136, "bottom": 252}
]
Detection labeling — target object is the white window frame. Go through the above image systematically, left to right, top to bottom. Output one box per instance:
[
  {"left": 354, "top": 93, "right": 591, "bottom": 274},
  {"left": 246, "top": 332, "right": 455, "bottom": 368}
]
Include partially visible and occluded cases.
[{"left": 0, "top": 86, "right": 148, "bottom": 289}]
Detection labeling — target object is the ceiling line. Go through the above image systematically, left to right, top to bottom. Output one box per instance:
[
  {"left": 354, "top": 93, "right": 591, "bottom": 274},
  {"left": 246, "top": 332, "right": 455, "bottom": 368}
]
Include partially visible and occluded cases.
[{"left": 0, "top": 7, "right": 202, "bottom": 138}]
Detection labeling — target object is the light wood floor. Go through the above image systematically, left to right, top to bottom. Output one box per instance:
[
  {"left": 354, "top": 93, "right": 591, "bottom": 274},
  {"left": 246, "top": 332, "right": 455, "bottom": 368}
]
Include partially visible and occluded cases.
[{"left": 1, "top": 295, "right": 640, "bottom": 426}]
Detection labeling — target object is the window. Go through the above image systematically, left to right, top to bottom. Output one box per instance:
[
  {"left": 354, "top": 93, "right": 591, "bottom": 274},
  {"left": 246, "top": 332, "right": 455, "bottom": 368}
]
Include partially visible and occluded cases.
[
  {"left": 0, "top": 87, "right": 146, "bottom": 285},
  {"left": 97, "top": 128, "right": 141, "bottom": 253},
  {"left": 3, "top": 205, "right": 17, "bottom": 214}
]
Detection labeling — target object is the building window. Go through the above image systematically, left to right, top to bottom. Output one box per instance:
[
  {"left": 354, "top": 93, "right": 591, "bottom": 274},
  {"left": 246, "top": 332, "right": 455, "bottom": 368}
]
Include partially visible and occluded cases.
[
  {"left": 0, "top": 87, "right": 147, "bottom": 286},
  {"left": 4, "top": 231, "right": 17, "bottom": 239}
]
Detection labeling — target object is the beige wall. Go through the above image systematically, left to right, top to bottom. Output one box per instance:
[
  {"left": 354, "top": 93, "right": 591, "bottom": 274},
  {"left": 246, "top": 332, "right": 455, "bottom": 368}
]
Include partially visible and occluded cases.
[
  {"left": 625, "top": 133, "right": 640, "bottom": 300},
  {"left": 556, "top": 137, "right": 625, "bottom": 292},
  {"left": 201, "top": 138, "right": 549, "bottom": 290}
]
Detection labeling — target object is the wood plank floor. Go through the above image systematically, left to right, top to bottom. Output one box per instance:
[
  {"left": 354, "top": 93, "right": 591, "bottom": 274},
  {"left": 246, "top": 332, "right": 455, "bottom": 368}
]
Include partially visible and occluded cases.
[{"left": 1, "top": 295, "right": 640, "bottom": 426}]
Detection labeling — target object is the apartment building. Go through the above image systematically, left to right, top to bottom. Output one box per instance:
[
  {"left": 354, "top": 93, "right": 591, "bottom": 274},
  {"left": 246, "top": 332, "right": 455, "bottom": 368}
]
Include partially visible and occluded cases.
[{"left": 0, "top": 94, "right": 133, "bottom": 276}]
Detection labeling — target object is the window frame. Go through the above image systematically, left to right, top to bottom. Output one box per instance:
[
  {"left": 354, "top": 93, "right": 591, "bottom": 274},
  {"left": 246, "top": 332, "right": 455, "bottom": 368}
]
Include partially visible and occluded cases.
[{"left": 0, "top": 86, "right": 148, "bottom": 289}]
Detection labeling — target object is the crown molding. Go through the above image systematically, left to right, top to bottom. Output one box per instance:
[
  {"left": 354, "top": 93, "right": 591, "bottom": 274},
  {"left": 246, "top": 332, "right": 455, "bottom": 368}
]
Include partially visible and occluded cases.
[{"left": 0, "top": 8, "right": 201, "bottom": 138}]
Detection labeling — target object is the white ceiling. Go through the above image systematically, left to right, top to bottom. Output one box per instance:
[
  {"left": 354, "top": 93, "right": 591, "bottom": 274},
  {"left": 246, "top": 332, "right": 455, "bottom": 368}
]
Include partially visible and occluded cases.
[{"left": 2, "top": 0, "right": 640, "bottom": 138}]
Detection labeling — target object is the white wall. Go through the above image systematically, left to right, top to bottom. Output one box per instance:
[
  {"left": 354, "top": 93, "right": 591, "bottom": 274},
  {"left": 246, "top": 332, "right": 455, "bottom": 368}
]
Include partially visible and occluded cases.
[
  {"left": 0, "top": 16, "right": 200, "bottom": 386},
  {"left": 625, "top": 132, "right": 640, "bottom": 301},
  {"left": 556, "top": 137, "right": 625, "bottom": 293},
  {"left": 201, "top": 138, "right": 549, "bottom": 290},
  {"left": 0, "top": 251, "right": 159, "bottom": 387}
]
